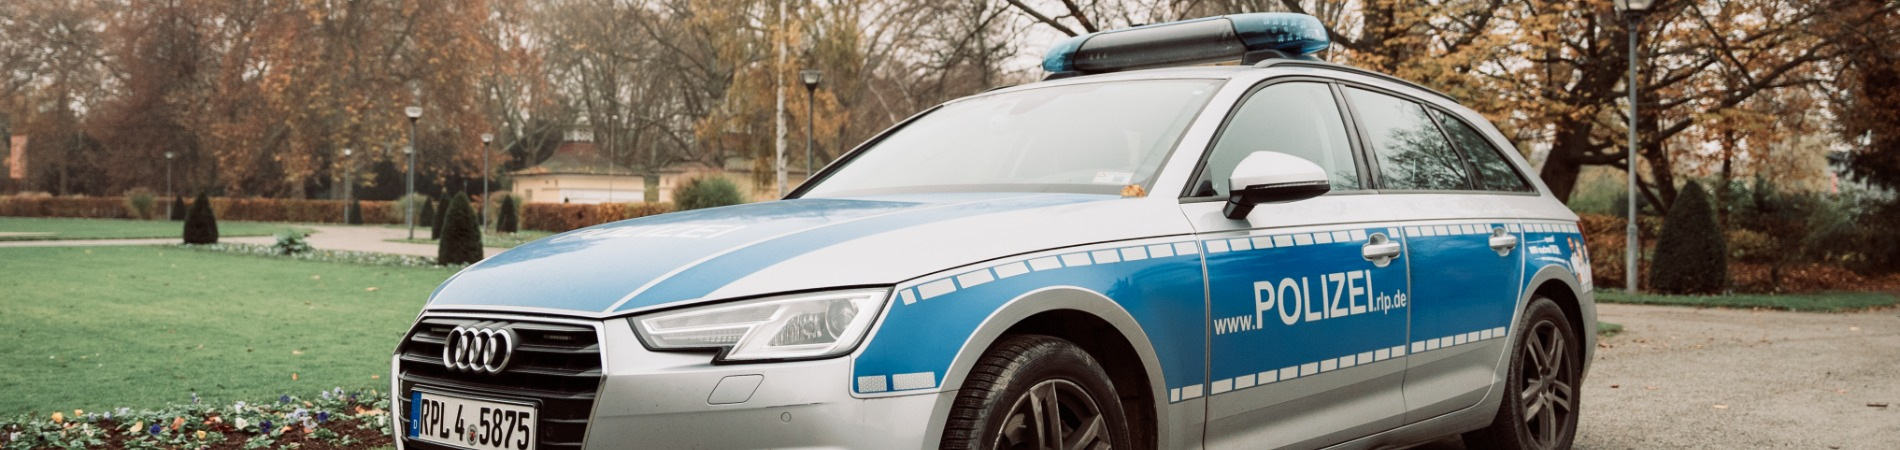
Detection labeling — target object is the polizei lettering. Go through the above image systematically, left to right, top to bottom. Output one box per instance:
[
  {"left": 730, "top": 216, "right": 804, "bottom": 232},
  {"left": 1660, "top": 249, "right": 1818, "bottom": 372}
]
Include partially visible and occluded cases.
[{"left": 1213, "top": 270, "right": 1408, "bottom": 335}]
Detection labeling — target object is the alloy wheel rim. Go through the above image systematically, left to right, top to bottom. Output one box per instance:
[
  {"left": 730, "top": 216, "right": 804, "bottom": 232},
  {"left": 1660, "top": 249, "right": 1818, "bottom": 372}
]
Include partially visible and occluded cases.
[
  {"left": 1519, "top": 319, "right": 1575, "bottom": 449},
  {"left": 994, "top": 379, "right": 1112, "bottom": 450}
]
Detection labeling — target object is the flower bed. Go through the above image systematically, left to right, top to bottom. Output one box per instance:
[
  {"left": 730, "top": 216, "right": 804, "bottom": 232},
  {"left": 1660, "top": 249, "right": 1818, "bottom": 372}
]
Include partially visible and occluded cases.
[
  {"left": 177, "top": 242, "right": 457, "bottom": 269},
  {"left": 1, "top": 389, "right": 393, "bottom": 450}
]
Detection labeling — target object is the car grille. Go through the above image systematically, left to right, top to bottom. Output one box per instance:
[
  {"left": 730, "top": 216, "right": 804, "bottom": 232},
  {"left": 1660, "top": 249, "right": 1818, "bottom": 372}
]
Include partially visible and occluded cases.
[{"left": 395, "top": 317, "right": 603, "bottom": 450}]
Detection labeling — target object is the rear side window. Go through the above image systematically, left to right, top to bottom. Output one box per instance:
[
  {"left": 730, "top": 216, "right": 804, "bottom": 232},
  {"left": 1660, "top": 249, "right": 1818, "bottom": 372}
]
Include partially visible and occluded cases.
[
  {"left": 1190, "top": 81, "right": 1361, "bottom": 197},
  {"left": 1344, "top": 87, "right": 1471, "bottom": 191},
  {"left": 1431, "top": 109, "right": 1533, "bottom": 192}
]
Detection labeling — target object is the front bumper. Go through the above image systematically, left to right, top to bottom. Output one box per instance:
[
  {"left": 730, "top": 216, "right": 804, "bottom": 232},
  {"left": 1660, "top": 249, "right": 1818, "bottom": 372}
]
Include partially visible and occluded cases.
[{"left": 393, "top": 312, "right": 950, "bottom": 450}]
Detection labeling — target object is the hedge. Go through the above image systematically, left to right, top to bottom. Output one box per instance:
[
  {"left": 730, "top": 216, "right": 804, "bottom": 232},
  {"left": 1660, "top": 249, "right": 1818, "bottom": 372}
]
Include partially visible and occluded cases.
[
  {"left": 0, "top": 195, "right": 402, "bottom": 224},
  {"left": 3, "top": 195, "right": 670, "bottom": 232},
  {"left": 523, "top": 202, "right": 673, "bottom": 232}
]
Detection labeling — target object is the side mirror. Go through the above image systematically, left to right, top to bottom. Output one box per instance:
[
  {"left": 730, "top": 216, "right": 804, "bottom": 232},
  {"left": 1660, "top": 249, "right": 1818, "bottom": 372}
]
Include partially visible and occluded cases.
[{"left": 1223, "top": 151, "right": 1331, "bottom": 219}]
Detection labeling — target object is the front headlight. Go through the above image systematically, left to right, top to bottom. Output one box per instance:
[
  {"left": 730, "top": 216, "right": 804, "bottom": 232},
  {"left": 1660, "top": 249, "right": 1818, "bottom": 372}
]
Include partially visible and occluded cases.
[{"left": 629, "top": 288, "right": 889, "bottom": 362}]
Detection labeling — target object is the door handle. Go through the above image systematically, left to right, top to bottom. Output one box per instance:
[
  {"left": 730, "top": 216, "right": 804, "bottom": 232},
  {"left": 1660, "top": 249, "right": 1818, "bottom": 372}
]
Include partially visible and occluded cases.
[
  {"left": 1489, "top": 227, "right": 1518, "bottom": 256},
  {"left": 1362, "top": 233, "right": 1401, "bottom": 267}
]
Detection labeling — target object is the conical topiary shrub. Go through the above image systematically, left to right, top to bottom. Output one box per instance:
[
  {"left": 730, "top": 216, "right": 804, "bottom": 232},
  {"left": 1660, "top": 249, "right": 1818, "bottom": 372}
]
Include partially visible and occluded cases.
[
  {"left": 1650, "top": 181, "right": 1727, "bottom": 294},
  {"left": 183, "top": 193, "right": 219, "bottom": 244},
  {"left": 437, "top": 193, "right": 483, "bottom": 265},
  {"left": 497, "top": 195, "right": 519, "bottom": 233},
  {"left": 170, "top": 196, "right": 187, "bottom": 221},
  {"left": 345, "top": 199, "right": 364, "bottom": 225},
  {"left": 424, "top": 199, "right": 441, "bottom": 239}
]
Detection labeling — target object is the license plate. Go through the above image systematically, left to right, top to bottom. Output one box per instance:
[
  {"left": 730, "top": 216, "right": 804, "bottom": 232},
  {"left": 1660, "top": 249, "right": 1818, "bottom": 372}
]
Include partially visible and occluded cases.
[{"left": 408, "top": 390, "right": 536, "bottom": 450}]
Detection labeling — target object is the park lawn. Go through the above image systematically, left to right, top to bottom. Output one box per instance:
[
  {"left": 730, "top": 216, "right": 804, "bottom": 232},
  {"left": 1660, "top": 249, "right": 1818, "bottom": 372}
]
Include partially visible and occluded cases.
[
  {"left": 0, "top": 217, "right": 310, "bottom": 241},
  {"left": 385, "top": 230, "right": 555, "bottom": 249},
  {"left": 0, "top": 245, "right": 453, "bottom": 415},
  {"left": 1596, "top": 289, "right": 1899, "bottom": 312}
]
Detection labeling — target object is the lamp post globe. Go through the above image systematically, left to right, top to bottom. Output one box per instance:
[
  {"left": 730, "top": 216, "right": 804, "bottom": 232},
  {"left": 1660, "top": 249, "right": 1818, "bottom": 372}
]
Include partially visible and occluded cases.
[
  {"left": 1613, "top": 0, "right": 1651, "bottom": 293},
  {"left": 1613, "top": 0, "right": 1656, "bottom": 13},
  {"left": 799, "top": 69, "right": 823, "bottom": 181},
  {"left": 800, "top": 69, "right": 822, "bottom": 88},
  {"left": 404, "top": 106, "right": 422, "bottom": 240},
  {"left": 480, "top": 133, "right": 494, "bottom": 232}
]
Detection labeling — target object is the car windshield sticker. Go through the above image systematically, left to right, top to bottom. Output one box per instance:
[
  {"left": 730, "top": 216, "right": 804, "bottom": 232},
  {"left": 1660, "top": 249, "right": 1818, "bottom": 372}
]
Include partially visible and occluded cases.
[{"left": 1092, "top": 171, "right": 1134, "bottom": 184}]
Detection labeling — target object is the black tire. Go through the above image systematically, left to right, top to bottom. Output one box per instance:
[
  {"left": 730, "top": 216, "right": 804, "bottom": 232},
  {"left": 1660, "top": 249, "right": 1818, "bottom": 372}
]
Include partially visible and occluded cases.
[
  {"left": 1465, "top": 297, "right": 1582, "bottom": 450},
  {"left": 941, "top": 334, "right": 1134, "bottom": 450}
]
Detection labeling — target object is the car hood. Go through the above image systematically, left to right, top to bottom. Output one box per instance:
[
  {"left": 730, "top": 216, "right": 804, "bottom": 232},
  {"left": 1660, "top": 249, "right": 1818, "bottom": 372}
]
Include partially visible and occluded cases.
[{"left": 426, "top": 192, "right": 1193, "bottom": 315}]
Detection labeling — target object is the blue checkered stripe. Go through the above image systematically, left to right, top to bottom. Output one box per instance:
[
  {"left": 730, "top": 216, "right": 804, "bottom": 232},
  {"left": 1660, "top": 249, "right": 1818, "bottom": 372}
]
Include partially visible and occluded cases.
[
  {"left": 1189, "top": 221, "right": 1539, "bottom": 401},
  {"left": 1510, "top": 222, "right": 1581, "bottom": 235},
  {"left": 856, "top": 239, "right": 1204, "bottom": 395},
  {"left": 893, "top": 240, "right": 1203, "bottom": 307}
]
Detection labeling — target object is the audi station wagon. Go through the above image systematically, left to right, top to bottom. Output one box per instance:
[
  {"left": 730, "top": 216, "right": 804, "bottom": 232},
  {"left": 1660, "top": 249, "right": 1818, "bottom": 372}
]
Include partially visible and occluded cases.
[{"left": 394, "top": 12, "right": 1596, "bottom": 450}]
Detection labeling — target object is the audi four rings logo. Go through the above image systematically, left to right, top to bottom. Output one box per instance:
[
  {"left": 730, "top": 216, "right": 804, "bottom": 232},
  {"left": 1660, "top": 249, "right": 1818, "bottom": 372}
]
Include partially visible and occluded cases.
[{"left": 443, "top": 325, "right": 517, "bottom": 374}]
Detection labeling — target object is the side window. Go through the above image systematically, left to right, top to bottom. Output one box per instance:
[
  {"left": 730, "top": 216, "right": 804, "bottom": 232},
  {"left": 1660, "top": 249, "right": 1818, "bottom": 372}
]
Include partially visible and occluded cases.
[
  {"left": 1191, "top": 81, "right": 1361, "bottom": 197},
  {"left": 1344, "top": 87, "right": 1471, "bottom": 191},
  {"left": 1431, "top": 109, "right": 1533, "bottom": 192}
]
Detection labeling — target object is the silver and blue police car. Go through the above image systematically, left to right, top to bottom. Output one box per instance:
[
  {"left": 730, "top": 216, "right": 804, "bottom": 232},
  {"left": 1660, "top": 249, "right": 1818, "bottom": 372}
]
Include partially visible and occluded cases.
[{"left": 393, "top": 12, "right": 1595, "bottom": 450}]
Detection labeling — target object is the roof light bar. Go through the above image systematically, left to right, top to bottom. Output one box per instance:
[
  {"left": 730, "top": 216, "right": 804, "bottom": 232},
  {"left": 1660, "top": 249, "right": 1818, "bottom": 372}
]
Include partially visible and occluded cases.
[{"left": 1042, "top": 13, "right": 1330, "bottom": 75}]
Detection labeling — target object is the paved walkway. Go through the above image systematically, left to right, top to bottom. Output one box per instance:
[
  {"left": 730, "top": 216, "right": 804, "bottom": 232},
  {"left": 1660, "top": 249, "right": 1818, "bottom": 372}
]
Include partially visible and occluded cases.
[{"left": 0, "top": 225, "right": 503, "bottom": 259}]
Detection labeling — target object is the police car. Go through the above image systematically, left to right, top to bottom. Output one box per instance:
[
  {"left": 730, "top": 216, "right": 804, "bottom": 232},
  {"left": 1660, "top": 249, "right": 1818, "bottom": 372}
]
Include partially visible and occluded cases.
[{"left": 393, "top": 12, "right": 1595, "bottom": 450}]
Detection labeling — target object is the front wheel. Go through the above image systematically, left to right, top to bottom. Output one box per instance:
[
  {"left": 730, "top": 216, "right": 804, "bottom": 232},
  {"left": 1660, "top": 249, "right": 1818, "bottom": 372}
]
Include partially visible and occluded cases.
[
  {"left": 1465, "top": 297, "right": 1582, "bottom": 450},
  {"left": 940, "top": 334, "right": 1133, "bottom": 450}
]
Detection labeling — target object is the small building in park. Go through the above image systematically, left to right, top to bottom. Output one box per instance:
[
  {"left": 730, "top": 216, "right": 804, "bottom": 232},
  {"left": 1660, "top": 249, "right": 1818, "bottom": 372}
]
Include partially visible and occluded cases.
[
  {"left": 508, "top": 128, "right": 646, "bottom": 204},
  {"left": 509, "top": 128, "right": 815, "bottom": 205}
]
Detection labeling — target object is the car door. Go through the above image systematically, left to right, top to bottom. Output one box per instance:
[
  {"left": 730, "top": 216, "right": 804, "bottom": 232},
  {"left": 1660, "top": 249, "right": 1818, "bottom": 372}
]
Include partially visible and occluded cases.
[
  {"left": 1183, "top": 80, "right": 1414, "bottom": 449},
  {"left": 1338, "top": 86, "right": 1527, "bottom": 422}
]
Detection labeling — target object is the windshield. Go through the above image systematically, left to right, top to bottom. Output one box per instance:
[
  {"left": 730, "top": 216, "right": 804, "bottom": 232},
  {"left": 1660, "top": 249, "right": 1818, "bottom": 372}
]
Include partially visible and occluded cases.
[{"left": 802, "top": 79, "right": 1222, "bottom": 197}]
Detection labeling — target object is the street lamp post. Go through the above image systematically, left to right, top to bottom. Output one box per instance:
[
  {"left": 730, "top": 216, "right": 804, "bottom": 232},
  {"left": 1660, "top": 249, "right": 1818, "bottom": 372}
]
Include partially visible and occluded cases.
[
  {"left": 1615, "top": 0, "right": 1654, "bottom": 293},
  {"left": 799, "top": 70, "right": 822, "bottom": 183},
  {"left": 405, "top": 106, "right": 423, "bottom": 240},
  {"left": 480, "top": 133, "right": 493, "bottom": 232},
  {"left": 342, "top": 148, "right": 354, "bottom": 224},
  {"left": 163, "top": 151, "right": 175, "bottom": 218},
  {"left": 163, "top": 151, "right": 175, "bottom": 196}
]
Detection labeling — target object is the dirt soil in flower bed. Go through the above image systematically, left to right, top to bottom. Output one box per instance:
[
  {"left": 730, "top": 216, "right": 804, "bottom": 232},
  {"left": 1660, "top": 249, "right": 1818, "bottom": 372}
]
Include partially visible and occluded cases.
[{"left": 87, "top": 420, "right": 392, "bottom": 450}]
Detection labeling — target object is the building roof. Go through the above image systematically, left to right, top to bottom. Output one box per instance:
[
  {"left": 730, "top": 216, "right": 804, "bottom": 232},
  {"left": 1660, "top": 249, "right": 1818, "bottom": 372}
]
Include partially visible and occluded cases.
[{"left": 509, "top": 135, "right": 636, "bottom": 177}]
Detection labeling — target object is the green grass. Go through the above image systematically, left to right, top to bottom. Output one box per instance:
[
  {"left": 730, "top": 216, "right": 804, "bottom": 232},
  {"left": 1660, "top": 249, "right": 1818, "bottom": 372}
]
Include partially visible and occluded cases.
[
  {"left": 0, "top": 217, "right": 310, "bottom": 241},
  {"left": 385, "top": 230, "right": 554, "bottom": 249},
  {"left": 0, "top": 246, "right": 453, "bottom": 415},
  {"left": 1597, "top": 289, "right": 1900, "bottom": 312},
  {"left": 1596, "top": 321, "right": 1624, "bottom": 337}
]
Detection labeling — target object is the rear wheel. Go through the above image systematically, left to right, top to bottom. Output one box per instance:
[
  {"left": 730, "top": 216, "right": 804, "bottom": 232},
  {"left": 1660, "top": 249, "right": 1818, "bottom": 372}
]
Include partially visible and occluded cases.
[
  {"left": 1465, "top": 297, "right": 1581, "bottom": 450},
  {"left": 941, "top": 334, "right": 1133, "bottom": 450}
]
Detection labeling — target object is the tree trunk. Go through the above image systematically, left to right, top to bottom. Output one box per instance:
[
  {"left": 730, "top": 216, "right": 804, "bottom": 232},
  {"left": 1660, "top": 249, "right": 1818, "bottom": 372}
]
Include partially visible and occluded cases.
[
  {"left": 1638, "top": 90, "right": 1678, "bottom": 211},
  {"left": 1539, "top": 123, "right": 1599, "bottom": 202}
]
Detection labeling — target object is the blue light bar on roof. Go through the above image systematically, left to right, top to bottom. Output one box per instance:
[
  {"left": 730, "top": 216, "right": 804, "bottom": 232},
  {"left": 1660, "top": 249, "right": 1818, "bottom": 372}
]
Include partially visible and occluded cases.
[{"left": 1042, "top": 13, "right": 1330, "bottom": 74}]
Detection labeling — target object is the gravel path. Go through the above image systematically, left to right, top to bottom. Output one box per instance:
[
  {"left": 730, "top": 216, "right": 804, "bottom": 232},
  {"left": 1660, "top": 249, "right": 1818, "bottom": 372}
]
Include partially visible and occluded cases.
[
  {"left": 1422, "top": 302, "right": 1900, "bottom": 449},
  {"left": 1572, "top": 303, "right": 1900, "bottom": 449}
]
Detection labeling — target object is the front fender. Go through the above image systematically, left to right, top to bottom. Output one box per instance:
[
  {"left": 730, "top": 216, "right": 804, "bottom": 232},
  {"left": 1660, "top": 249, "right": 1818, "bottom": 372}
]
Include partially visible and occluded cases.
[
  {"left": 846, "top": 238, "right": 1211, "bottom": 448},
  {"left": 920, "top": 286, "right": 1171, "bottom": 447}
]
